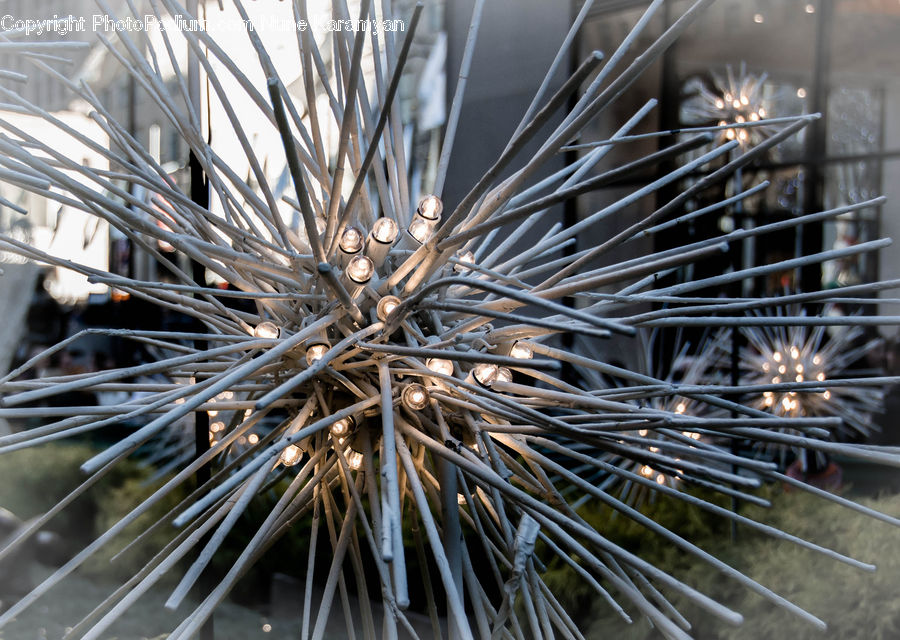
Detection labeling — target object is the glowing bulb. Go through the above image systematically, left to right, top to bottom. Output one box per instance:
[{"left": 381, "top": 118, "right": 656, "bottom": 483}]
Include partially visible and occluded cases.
[
  {"left": 805, "top": 3, "right": 815, "bottom": 13},
  {"left": 753, "top": 13, "right": 764, "bottom": 23},
  {"left": 797, "top": 87, "right": 807, "bottom": 99},
  {"left": 724, "top": 93, "right": 733, "bottom": 103},
  {"left": 740, "top": 94, "right": 749, "bottom": 106},
  {"left": 715, "top": 99, "right": 725, "bottom": 109},
  {"left": 732, "top": 99, "right": 741, "bottom": 109},
  {"left": 757, "top": 107, "right": 767, "bottom": 118},
  {"left": 750, "top": 111, "right": 760, "bottom": 121},
  {"left": 735, "top": 115, "right": 745, "bottom": 124},
  {"left": 725, "top": 128, "right": 736, "bottom": 140},
  {"left": 738, "top": 130, "right": 748, "bottom": 142},
  {"left": 417, "top": 195, "right": 443, "bottom": 220},
  {"left": 371, "top": 217, "right": 398, "bottom": 244},
  {"left": 408, "top": 218, "right": 431, "bottom": 244},
  {"left": 339, "top": 226, "right": 364, "bottom": 254},
  {"left": 454, "top": 250, "right": 476, "bottom": 272},
  {"left": 346, "top": 255, "right": 374, "bottom": 283},
  {"left": 377, "top": 295, "right": 401, "bottom": 321},
  {"left": 254, "top": 321, "right": 279, "bottom": 339},
  {"left": 509, "top": 342, "right": 533, "bottom": 360},
  {"left": 306, "top": 343, "right": 328, "bottom": 366},
  {"left": 790, "top": 346, "right": 800, "bottom": 360},
  {"left": 773, "top": 352, "right": 782, "bottom": 362},
  {"left": 812, "top": 355, "right": 821, "bottom": 365},
  {"left": 426, "top": 357, "right": 454, "bottom": 377},
  {"left": 762, "top": 362, "right": 770, "bottom": 372},
  {"left": 472, "top": 363, "right": 499, "bottom": 386},
  {"left": 796, "top": 364, "right": 804, "bottom": 373},
  {"left": 779, "top": 365, "right": 787, "bottom": 374},
  {"left": 495, "top": 367, "right": 513, "bottom": 384},
  {"left": 816, "top": 372, "right": 826, "bottom": 382},
  {"left": 796, "top": 374, "right": 804, "bottom": 382},
  {"left": 773, "top": 376, "right": 781, "bottom": 384},
  {"left": 402, "top": 383, "right": 429, "bottom": 410},
  {"left": 824, "top": 390, "right": 831, "bottom": 400},
  {"left": 764, "top": 396, "right": 774, "bottom": 407},
  {"left": 782, "top": 397, "right": 792, "bottom": 410},
  {"left": 675, "top": 402, "right": 686, "bottom": 414},
  {"left": 207, "top": 410, "right": 218, "bottom": 417},
  {"left": 331, "top": 417, "right": 353, "bottom": 437},
  {"left": 211, "top": 421, "right": 224, "bottom": 433},
  {"left": 638, "top": 429, "right": 648, "bottom": 437},
  {"left": 248, "top": 433, "right": 259, "bottom": 444},
  {"left": 280, "top": 444, "right": 302, "bottom": 467},
  {"left": 649, "top": 446, "right": 659, "bottom": 453},
  {"left": 346, "top": 449, "right": 364, "bottom": 470},
  {"left": 640, "top": 465, "right": 653, "bottom": 478},
  {"left": 656, "top": 474, "right": 666, "bottom": 485}
]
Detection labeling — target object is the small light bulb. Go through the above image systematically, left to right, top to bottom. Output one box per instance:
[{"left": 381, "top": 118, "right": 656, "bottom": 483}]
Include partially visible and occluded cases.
[
  {"left": 805, "top": 3, "right": 815, "bottom": 13},
  {"left": 753, "top": 13, "right": 764, "bottom": 23},
  {"left": 797, "top": 87, "right": 807, "bottom": 99},
  {"left": 724, "top": 93, "right": 733, "bottom": 103},
  {"left": 715, "top": 99, "right": 725, "bottom": 109},
  {"left": 732, "top": 99, "right": 742, "bottom": 109},
  {"left": 758, "top": 107, "right": 767, "bottom": 118},
  {"left": 750, "top": 111, "right": 760, "bottom": 121},
  {"left": 735, "top": 115, "right": 746, "bottom": 124},
  {"left": 725, "top": 128, "right": 736, "bottom": 140},
  {"left": 738, "top": 130, "right": 748, "bottom": 142},
  {"left": 417, "top": 195, "right": 443, "bottom": 220},
  {"left": 371, "top": 217, "right": 398, "bottom": 244},
  {"left": 408, "top": 218, "right": 431, "bottom": 244},
  {"left": 339, "top": 226, "right": 365, "bottom": 254},
  {"left": 454, "top": 250, "right": 475, "bottom": 272},
  {"left": 346, "top": 255, "right": 374, "bottom": 283},
  {"left": 377, "top": 295, "right": 401, "bottom": 322},
  {"left": 254, "top": 321, "right": 279, "bottom": 339},
  {"left": 509, "top": 342, "right": 533, "bottom": 361},
  {"left": 306, "top": 343, "right": 328, "bottom": 366},
  {"left": 790, "top": 346, "right": 800, "bottom": 360},
  {"left": 773, "top": 352, "right": 782, "bottom": 362},
  {"left": 812, "top": 354, "right": 821, "bottom": 365},
  {"left": 426, "top": 358, "right": 454, "bottom": 377},
  {"left": 762, "top": 362, "right": 770, "bottom": 372},
  {"left": 472, "top": 363, "right": 499, "bottom": 386},
  {"left": 796, "top": 364, "right": 804, "bottom": 373},
  {"left": 779, "top": 365, "right": 787, "bottom": 374},
  {"left": 495, "top": 367, "right": 513, "bottom": 384},
  {"left": 816, "top": 372, "right": 826, "bottom": 382},
  {"left": 796, "top": 374, "right": 804, "bottom": 382},
  {"left": 773, "top": 376, "right": 782, "bottom": 384},
  {"left": 402, "top": 383, "right": 429, "bottom": 410},
  {"left": 823, "top": 390, "right": 831, "bottom": 400},
  {"left": 764, "top": 396, "right": 774, "bottom": 407},
  {"left": 675, "top": 402, "right": 686, "bottom": 414},
  {"left": 208, "top": 409, "right": 218, "bottom": 417},
  {"left": 331, "top": 417, "right": 353, "bottom": 437},
  {"left": 211, "top": 421, "right": 224, "bottom": 433},
  {"left": 638, "top": 429, "right": 648, "bottom": 437},
  {"left": 248, "top": 433, "right": 259, "bottom": 444},
  {"left": 280, "top": 444, "right": 302, "bottom": 467},
  {"left": 649, "top": 446, "right": 659, "bottom": 453},
  {"left": 346, "top": 449, "right": 364, "bottom": 470},
  {"left": 640, "top": 465, "right": 653, "bottom": 478},
  {"left": 656, "top": 474, "right": 666, "bottom": 485}
]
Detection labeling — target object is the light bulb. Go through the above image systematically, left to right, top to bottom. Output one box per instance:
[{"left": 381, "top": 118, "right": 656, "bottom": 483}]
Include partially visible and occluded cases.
[
  {"left": 797, "top": 87, "right": 807, "bottom": 99},
  {"left": 724, "top": 93, "right": 733, "bottom": 103},
  {"left": 740, "top": 94, "right": 749, "bottom": 106},
  {"left": 715, "top": 99, "right": 725, "bottom": 109},
  {"left": 732, "top": 99, "right": 741, "bottom": 109},
  {"left": 758, "top": 107, "right": 767, "bottom": 118},
  {"left": 750, "top": 112, "right": 760, "bottom": 121},
  {"left": 735, "top": 114, "right": 745, "bottom": 123},
  {"left": 725, "top": 128, "right": 735, "bottom": 140},
  {"left": 738, "top": 130, "right": 748, "bottom": 142},
  {"left": 417, "top": 195, "right": 443, "bottom": 220},
  {"left": 371, "top": 217, "right": 398, "bottom": 244},
  {"left": 408, "top": 218, "right": 431, "bottom": 244},
  {"left": 339, "top": 226, "right": 365, "bottom": 254},
  {"left": 454, "top": 250, "right": 475, "bottom": 272},
  {"left": 346, "top": 255, "right": 374, "bottom": 283},
  {"left": 377, "top": 295, "right": 401, "bottom": 322},
  {"left": 254, "top": 321, "right": 279, "bottom": 339},
  {"left": 509, "top": 342, "right": 533, "bottom": 360},
  {"left": 306, "top": 343, "right": 328, "bottom": 366},
  {"left": 790, "top": 346, "right": 800, "bottom": 360},
  {"left": 773, "top": 352, "right": 782, "bottom": 362},
  {"left": 812, "top": 354, "right": 821, "bottom": 365},
  {"left": 426, "top": 357, "right": 453, "bottom": 377},
  {"left": 762, "top": 362, "right": 770, "bottom": 372},
  {"left": 472, "top": 363, "right": 499, "bottom": 386},
  {"left": 796, "top": 364, "right": 804, "bottom": 373},
  {"left": 779, "top": 365, "right": 787, "bottom": 374},
  {"left": 495, "top": 367, "right": 513, "bottom": 384},
  {"left": 816, "top": 372, "right": 826, "bottom": 382},
  {"left": 796, "top": 374, "right": 804, "bottom": 382},
  {"left": 772, "top": 376, "right": 781, "bottom": 384},
  {"left": 402, "top": 383, "right": 429, "bottom": 410},
  {"left": 823, "top": 390, "right": 831, "bottom": 400},
  {"left": 765, "top": 396, "right": 774, "bottom": 407},
  {"left": 675, "top": 402, "right": 686, "bottom": 414},
  {"left": 331, "top": 417, "right": 353, "bottom": 437},
  {"left": 210, "top": 421, "right": 224, "bottom": 433},
  {"left": 638, "top": 429, "right": 648, "bottom": 437},
  {"left": 248, "top": 433, "right": 259, "bottom": 444},
  {"left": 280, "top": 444, "right": 302, "bottom": 467},
  {"left": 346, "top": 449, "right": 364, "bottom": 470},
  {"left": 640, "top": 465, "right": 653, "bottom": 478},
  {"left": 656, "top": 474, "right": 666, "bottom": 485}
]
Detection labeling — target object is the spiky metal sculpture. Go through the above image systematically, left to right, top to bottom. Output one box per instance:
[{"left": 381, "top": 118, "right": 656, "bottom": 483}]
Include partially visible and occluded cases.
[{"left": 1, "top": 1, "right": 900, "bottom": 639}]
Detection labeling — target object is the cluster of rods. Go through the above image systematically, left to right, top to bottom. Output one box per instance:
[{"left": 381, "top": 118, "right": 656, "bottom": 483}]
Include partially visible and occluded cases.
[{"left": 2, "top": 0, "right": 900, "bottom": 638}]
